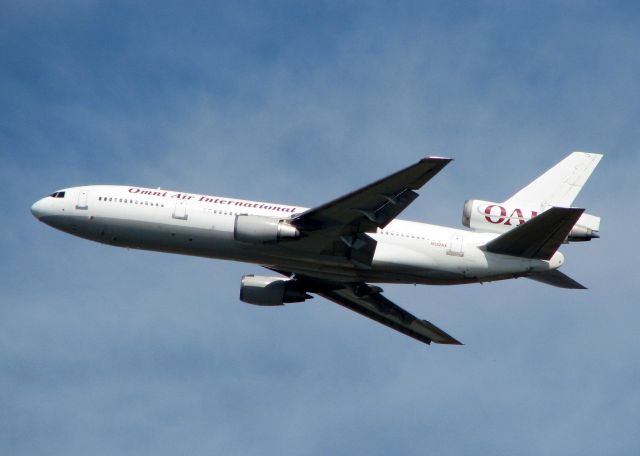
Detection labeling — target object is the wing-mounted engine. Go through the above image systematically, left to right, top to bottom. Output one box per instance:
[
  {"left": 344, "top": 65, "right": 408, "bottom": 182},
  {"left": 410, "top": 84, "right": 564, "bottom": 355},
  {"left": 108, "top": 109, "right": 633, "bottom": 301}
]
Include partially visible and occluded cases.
[
  {"left": 462, "top": 199, "right": 600, "bottom": 242},
  {"left": 234, "top": 215, "right": 300, "bottom": 244},
  {"left": 240, "top": 275, "right": 312, "bottom": 306}
]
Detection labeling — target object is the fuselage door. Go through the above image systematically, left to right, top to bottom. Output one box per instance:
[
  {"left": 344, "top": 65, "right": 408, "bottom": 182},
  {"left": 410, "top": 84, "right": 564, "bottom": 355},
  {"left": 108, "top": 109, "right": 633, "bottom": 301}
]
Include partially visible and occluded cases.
[
  {"left": 76, "top": 190, "right": 88, "bottom": 210},
  {"left": 173, "top": 199, "right": 188, "bottom": 220},
  {"left": 447, "top": 233, "right": 464, "bottom": 257}
]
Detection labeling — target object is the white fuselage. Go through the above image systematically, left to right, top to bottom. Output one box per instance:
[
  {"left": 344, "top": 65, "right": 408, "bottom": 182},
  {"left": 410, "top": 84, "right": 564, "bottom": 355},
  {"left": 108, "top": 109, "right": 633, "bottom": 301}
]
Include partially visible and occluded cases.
[{"left": 31, "top": 185, "right": 563, "bottom": 285}]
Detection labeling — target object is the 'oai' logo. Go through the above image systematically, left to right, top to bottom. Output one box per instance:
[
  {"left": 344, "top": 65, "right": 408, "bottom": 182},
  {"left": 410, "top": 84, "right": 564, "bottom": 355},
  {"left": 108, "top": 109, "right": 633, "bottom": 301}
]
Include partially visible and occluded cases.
[{"left": 478, "top": 204, "right": 539, "bottom": 226}]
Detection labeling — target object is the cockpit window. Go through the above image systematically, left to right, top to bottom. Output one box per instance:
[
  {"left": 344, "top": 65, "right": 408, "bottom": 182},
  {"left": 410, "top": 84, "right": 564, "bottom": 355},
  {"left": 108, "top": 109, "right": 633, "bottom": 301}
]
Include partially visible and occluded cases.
[{"left": 49, "top": 191, "right": 66, "bottom": 198}]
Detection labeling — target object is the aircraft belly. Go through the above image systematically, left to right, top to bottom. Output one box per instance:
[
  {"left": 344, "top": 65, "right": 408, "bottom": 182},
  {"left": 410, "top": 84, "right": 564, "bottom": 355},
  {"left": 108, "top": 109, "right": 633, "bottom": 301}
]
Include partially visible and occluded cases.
[{"left": 46, "top": 213, "right": 552, "bottom": 287}]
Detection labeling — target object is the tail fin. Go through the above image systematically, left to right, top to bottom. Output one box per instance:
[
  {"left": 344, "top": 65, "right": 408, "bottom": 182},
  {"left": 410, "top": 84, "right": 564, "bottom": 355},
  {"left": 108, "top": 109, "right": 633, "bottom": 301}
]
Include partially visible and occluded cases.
[
  {"left": 503, "top": 152, "right": 602, "bottom": 210},
  {"left": 484, "top": 207, "right": 584, "bottom": 260}
]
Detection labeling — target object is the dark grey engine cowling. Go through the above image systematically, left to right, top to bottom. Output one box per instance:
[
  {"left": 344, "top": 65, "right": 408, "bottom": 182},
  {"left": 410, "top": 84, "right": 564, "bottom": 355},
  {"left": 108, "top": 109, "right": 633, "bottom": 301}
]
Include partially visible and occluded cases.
[
  {"left": 234, "top": 214, "right": 300, "bottom": 243},
  {"left": 240, "top": 275, "right": 312, "bottom": 306}
]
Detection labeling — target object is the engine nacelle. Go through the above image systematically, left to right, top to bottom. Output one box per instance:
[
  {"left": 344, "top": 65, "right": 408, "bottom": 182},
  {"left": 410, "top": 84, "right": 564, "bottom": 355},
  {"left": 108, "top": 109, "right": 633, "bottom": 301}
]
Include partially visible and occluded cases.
[
  {"left": 462, "top": 199, "right": 600, "bottom": 241},
  {"left": 462, "top": 199, "right": 540, "bottom": 234},
  {"left": 234, "top": 214, "right": 300, "bottom": 244},
  {"left": 567, "top": 224, "right": 600, "bottom": 242},
  {"left": 239, "top": 275, "right": 312, "bottom": 306}
]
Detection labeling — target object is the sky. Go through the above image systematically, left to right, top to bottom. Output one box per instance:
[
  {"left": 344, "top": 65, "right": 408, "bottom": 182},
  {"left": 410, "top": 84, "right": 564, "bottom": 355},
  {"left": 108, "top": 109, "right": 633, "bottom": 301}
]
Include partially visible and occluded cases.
[{"left": 2, "top": 1, "right": 639, "bottom": 454}]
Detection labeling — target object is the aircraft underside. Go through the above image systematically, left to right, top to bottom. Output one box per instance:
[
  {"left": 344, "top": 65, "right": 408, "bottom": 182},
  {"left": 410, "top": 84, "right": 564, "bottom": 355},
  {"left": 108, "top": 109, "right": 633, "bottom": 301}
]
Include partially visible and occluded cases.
[{"left": 42, "top": 212, "right": 529, "bottom": 287}]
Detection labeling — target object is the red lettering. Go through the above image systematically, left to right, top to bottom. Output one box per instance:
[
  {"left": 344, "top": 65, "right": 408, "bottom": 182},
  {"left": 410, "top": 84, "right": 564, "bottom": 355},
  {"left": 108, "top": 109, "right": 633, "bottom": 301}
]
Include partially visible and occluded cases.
[
  {"left": 171, "top": 193, "right": 194, "bottom": 200},
  {"left": 484, "top": 205, "right": 507, "bottom": 224},
  {"left": 505, "top": 208, "right": 525, "bottom": 226}
]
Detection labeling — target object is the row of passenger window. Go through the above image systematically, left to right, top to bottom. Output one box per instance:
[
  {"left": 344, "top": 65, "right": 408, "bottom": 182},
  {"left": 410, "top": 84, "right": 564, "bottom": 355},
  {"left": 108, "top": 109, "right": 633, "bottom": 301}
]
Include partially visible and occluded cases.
[
  {"left": 98, "top": 196, "right": 165, "bottom": 207},
  {"left": 93, "top": 198, "right": 424, "bottom": 240},
  {"left": 204, "top": 208, "right": 236, "bottom": 216},
  {"left": 380, "top": 230, "right": 426, "bottom": 240}
]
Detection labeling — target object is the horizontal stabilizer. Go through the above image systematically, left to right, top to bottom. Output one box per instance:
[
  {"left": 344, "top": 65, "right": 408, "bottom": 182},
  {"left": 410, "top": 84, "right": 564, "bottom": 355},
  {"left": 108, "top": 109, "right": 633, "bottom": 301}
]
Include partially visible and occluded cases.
[
  {"left": 484, "top": 207, "right": 584, "bottom": 260},
  {"left": 526, "top": 270, "right": 587, "bottom": 289}
]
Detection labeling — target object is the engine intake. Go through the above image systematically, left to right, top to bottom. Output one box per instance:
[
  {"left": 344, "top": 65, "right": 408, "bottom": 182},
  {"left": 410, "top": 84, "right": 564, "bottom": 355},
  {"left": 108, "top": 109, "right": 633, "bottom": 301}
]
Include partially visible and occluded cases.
[
  {"left": 234, "top": 214, "right": 300, "bottom": 244},
  {"left": 240, "top": 275, "right": 312, "bottom": 306}
]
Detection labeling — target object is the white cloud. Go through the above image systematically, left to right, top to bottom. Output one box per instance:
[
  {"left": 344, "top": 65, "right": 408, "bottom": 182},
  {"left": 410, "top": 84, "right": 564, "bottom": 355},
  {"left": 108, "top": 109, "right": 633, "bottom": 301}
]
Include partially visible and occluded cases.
[{"left": 3, "top": 2, "right": 639, "bottom": 455}]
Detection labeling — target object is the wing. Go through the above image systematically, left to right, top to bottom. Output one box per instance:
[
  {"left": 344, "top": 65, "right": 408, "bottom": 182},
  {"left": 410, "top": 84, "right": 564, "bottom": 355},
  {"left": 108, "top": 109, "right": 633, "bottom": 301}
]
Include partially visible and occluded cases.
[
  {"left": 292, "top": 156, "right": 451, "bottom": 232},
  {"left": 289, "top": 157, "right": 452, "bottom": 267},
  {"left": 274, "top": 271, "right": 461, "bottom": 345},
  {"left": 320, "top": 283, "right": 461, "bottom": 345}
]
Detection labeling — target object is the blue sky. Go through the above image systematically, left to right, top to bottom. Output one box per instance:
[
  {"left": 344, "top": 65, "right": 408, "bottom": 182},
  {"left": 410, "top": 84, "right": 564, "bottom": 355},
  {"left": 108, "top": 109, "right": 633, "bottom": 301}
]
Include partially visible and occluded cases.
[{"left": 2, "top": 2, "right": 639, "bottom": 455}]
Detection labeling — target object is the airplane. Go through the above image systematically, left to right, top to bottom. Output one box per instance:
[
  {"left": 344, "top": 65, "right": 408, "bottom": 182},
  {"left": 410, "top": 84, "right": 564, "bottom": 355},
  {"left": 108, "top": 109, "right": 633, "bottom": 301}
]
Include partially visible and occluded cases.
[{"left": 31, "top": 151, "right": 602, "bottom": 346}]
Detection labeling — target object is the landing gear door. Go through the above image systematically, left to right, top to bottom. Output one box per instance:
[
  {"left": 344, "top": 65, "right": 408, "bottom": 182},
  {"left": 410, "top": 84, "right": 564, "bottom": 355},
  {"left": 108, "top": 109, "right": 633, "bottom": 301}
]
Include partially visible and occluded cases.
[
  {"left": 76, "top": 190, "right": 88, "bottom": 210},
  {"left": 173, "top": 199, "right": 188, "bottom": 220}
]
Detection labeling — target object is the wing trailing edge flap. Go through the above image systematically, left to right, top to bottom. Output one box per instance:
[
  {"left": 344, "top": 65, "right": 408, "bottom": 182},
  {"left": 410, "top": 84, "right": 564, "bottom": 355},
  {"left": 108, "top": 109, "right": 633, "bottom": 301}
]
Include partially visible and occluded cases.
[
  {"left": 484, "top": 207, "right": 585, "bottom": 260},
  {"left": 317, "top": 283, "right": 462, "bottom": 346}
]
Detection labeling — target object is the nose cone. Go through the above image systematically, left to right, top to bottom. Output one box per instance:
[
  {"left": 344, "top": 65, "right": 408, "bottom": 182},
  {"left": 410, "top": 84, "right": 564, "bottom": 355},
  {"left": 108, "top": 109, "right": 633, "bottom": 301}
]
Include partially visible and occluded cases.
[{"left": 31, "top": 198, "right": 46, "bottom": 219}]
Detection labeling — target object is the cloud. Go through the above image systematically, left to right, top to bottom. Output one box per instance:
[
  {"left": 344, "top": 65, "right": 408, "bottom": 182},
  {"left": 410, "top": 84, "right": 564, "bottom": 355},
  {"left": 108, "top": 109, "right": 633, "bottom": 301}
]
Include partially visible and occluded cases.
[{"left": 2, "top": 2, "right": 639, "bottom": 455}]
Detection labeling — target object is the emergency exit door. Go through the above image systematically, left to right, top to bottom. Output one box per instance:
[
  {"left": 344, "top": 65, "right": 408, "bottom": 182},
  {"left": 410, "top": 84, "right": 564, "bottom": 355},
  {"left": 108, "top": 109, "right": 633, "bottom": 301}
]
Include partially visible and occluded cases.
[
  {"left": 76, "top": 190, "right": 88, "bottom": 210},
  {"left": 173, "top": 199, "right": 188, "bottom": 220},
  {"left": 447, "top": 233, "right": 464, "bottom": 257}
]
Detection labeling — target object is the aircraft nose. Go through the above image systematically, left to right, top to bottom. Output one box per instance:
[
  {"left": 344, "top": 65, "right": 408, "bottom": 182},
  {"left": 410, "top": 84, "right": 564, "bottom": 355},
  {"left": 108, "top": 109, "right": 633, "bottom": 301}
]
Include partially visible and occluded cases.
[{"left": 31, "top": 198, "right": 46, "bottom": 219}]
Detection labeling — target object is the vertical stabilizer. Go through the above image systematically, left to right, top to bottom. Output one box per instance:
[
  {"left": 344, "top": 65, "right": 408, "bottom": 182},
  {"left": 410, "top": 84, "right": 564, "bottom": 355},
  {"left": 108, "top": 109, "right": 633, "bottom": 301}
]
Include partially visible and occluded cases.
[{"left": 503, "top": 152, "right": 602, "bottom": 210}]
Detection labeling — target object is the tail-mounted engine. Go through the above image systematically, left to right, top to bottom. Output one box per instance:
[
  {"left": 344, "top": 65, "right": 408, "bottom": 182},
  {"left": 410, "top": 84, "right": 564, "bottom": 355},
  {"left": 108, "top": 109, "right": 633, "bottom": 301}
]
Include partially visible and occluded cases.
[
  {"left": 462, "top": 199, "right": 600, "bottom": 242},
  {"left": 234, "top": 214, "right": 300, "bottom": 244},
  {"left": 240, "top": 275, "right": 312, "bottom": 306}
]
